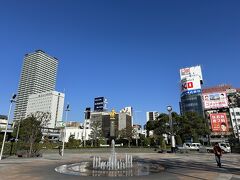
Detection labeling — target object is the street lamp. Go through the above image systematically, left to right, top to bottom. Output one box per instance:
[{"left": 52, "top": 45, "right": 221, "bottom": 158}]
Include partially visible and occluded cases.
[
  {"left": 0, "top": 94, "right": 17, "bottom": 160},
  {"left": 61, "top": 103, "right": 70, "bottom": 156},
  {"left": 167, "top": 105, "right": 175, "bottom": 153},
  {"left": 83, "top": 109, "right": 90, "bottom": 147},
  {"left": 133, "top": 111, "right": 141, "bottom": 147},
  {"left": 15, "top": 112, "right": 24, "bottom": 141},
  {"left": 83, "top": 118, "right": 87, "bottom": 147}
]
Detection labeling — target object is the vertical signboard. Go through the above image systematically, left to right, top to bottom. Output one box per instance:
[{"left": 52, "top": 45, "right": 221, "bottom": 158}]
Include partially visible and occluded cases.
[
  {"left": 180, "top": 65, "right": 203, "bottom": 82},
  {"left": 180, "top": 65, "right": 203, "bottom": 97},
  {"left": 181, "top": 76, "right": 202, "bottom": 96},
  {"left": 94, "top": 97, "right": 106, "bottom": 112},
  {"left": 210, "top": 113, "right": 229, "bottom": 132}
]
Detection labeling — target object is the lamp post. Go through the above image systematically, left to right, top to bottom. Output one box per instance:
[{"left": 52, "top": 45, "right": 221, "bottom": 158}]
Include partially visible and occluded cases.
[
  {"left": 0, "top": 94, "right": 17, "bottom": 160},
  {"left": 62, "top": 103, "right": 70, "bottom": 156},
  {"left": 167, "top": 105, "right": 175, "bottom": 153},
  {"left": 83, "top": 109, "right": 89, "bottom": 147},
  {"left": 133, "top": 110, "right": 141, "bottom": 147},
  {"left": 15, "top": 112, "right": 24, "bottom": 141},
  {"left": 83, "top": 118, "right": 87, "bottom": 147}
]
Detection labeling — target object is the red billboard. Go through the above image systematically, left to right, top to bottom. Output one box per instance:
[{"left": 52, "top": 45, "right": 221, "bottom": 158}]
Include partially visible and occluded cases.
[{"left": 210, "top": 113, "right": 228, "bottom": 132}]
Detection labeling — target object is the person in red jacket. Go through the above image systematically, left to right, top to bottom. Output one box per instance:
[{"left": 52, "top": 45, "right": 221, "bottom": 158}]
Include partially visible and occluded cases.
[{"left": 213, "top": 142, "right": 222, "bottom": 167}]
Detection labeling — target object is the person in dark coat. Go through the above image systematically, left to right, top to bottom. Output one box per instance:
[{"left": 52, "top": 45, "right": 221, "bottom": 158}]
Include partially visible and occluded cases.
[{"left": 213, "top": 142, "right": 222, "bottom": 167}]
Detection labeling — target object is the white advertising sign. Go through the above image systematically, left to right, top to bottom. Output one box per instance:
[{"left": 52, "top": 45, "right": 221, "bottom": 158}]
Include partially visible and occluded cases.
[
  {"left": 180, "top": 65, "right": 203, "bottom": 81},
  {"left": 181, "top": 76, "right": 202, "bottom": 96},
  {"left": 203, "top": 92, "right": 228, "bottom": 109},
  {"left": 120, "top": 107, "right": 133, "bottom": 116}
]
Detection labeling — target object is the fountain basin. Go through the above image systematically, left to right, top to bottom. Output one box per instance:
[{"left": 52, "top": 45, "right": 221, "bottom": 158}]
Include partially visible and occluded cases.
[{"left": 55, "top": 161, "right": 164, "bottom": 177}]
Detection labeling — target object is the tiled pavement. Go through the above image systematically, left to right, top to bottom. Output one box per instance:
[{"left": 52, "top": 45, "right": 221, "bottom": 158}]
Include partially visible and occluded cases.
[{"left": 0, "top": 152, "right": 239, "bottom": 180}]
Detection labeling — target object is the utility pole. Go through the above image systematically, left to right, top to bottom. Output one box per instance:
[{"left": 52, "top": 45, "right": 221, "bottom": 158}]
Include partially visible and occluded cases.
[
  {"left": 0, "top": 94, "right": 17, "bottom": 160},
  {"left": 62, "top": 103, "right": 70, "bottom": 156},
  {"left": 167, "top": 105, "right": 175, "bottom": 153}
]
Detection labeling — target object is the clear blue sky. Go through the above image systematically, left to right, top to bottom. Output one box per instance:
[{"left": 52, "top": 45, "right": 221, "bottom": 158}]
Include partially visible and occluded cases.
[{"left": 0, "top": 0, "right": 240, "bottom": 126}]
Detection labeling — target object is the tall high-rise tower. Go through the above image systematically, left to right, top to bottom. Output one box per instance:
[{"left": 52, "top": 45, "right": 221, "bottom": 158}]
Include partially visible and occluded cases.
[
  {"left": 14, "top": 50, "right": 58, "bottom": 121},
  {"left": 179, "top": 65, "right": 204, "bottom": 117}
]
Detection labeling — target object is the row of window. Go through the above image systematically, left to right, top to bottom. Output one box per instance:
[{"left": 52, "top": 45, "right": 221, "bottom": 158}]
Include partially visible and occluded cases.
[{"left": 231, "top": 112, "right": 240, "bottom": 116}]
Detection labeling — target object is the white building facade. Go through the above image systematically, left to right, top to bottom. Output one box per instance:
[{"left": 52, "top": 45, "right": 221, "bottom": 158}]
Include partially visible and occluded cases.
[
  {"left": 26, "top": 91, "right": 65, "bottom": 128},
  {"left": 229, "top": 107, "right": 240, "bottom": 139},
  {"left": 146, "top": 111, "right": 159, "bottom": 122},
  {"left": 0, "top": 119, "right": 7, "bottom": 129},
  {"left": 61, "top": 127, "right": 92, "bottom": 143}
]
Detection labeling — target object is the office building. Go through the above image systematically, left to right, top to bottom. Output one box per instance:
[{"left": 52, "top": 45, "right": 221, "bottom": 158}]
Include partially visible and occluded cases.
[
  {"left": 14, "top": 50, "right": 58, "bottom": 121},
  {"left": 179, "top": 65, "right": 204, "bottom": 117},
  {"left": 202, "top": 85, "right": 239, "bottom": 142},
  {"left": 25, "top": 91, "right": 64, "bottom": 128},
  {"left": 180, "top": 94, "right": 204, "bottom": 117},
  {"left": 120, "top": 107, "right": 133, "bottom": 116},
  {"left": 229, "top": 107, "right": 240, "bottom": 138},
  {"left": 89, "top": 110, "right": 132, "bottom": 140},
  {"left": 146, "top": 111, "right": 159, "bottom": 122},
  {"left": 119, "top": 112, "right": 132, "bottom": 130},
  {"left": 0, "top": 115, "right": 7, "bottom": 129},
  {"left": 66, "top": 121, "right": 81, "bottom": 128},
  {"left": 61, "top": 127, "right": 92, "bottom": 143}
]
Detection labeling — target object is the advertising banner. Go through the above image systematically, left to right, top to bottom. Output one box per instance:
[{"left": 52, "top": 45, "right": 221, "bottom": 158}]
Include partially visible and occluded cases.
[
  {"left": 180, "top": 65, "right": 203, "bottom": 81},
  {"left": 181, "top": 76, "right": 202, "bottom": 96},
  {"left": 203, "top": 92, "right": 228, "bottom": 109},
  {"left": 94, "top": 97, "right": 105, "bottom": 111},
  {"left": 210, "top": 113, "right": 229, "bottom": 132}
]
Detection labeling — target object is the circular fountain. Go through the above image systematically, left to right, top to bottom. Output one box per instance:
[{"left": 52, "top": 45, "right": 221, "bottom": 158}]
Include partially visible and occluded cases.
[{"left": 55, "top": 140, "right": 164, "bottom": 177}]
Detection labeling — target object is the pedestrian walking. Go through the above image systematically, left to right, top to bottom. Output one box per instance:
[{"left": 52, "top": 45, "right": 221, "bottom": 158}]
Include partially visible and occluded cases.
[
  {"left": 213, "top": 142, "right": 222, "bottom": 167},
  {"left": 58, "top": 145, "right": 63, "bottom": 156}
]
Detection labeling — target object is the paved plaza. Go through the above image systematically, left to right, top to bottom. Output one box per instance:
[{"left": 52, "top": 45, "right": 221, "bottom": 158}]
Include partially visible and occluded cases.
[{"left": 0, "top": 150, "right": 240, "bottom": 180}]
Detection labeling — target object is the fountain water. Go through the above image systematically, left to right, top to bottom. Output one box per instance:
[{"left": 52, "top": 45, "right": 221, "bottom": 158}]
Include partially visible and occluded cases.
[
  {"left": 55, "top": 139, "right": 164, "bottom": 177},
  {"left": 92, "top": 139, "right": 132, "bottom": 170}
]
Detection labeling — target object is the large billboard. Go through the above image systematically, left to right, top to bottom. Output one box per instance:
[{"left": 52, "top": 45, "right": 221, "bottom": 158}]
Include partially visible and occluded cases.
[
  {"left": 180, "top": 65, "right": 203, "bottom": 81},
  {"left": 181, "top": 76, "right": 202, "bottom": 96},
  {"left": 227, "top": 89, "right": 240, "bottom": 107},
  {"left": 203, "top": 92, "right": 228, "bottom": 109},
  {"left": 94, "top": 97, "right": 107, "bottom": 112},
  {"left": 120, "top": 107, "right": 133, "bottom": 116},
  {"left": 210, "top": 113, "right": 229, "bottom": 132}
]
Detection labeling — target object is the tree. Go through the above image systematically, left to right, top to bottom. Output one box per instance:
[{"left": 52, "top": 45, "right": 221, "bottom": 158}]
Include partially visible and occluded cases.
[
  {"left": 146, "top": 111, "right": 210, "bottom": 145},
  {"left": 14, "top": 112, "right": 50, "bottom": 157},
  {"left": 178, "top": 112, "right": 210, "bottom": 143},
  {"left": 154, "top": 113, "right": 170, "bottom": 136},
  {"left": 89, "top": 120, "right": 103, "bottom": 147},
  {"left": 146, "top": 120, "right": 157, "bottom": 137},
  {"left": 117, "top": 127, "right": 135, "bottom": 147},
  {"left": 0, "top": 128, "right": 4, "bottom": 142},
  {"left": 139, "top": 134, "right": 150, "bottom": 147},
  {"left": 67, "top": 135, "right": 81, "bottom": 148},
  {"left": 175, "top": 135, "right": 182, "bottom": 145},
  {"left": 159, "top": 136, "right": 166, "bottom": 150},
  {"left": 143, "top": 137, "right": 150, "bottom": 147}
]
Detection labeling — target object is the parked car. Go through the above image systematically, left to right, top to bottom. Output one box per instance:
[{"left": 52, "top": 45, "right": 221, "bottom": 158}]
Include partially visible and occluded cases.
[
  {"left": 204, "top": 142, "right": 231, "bottom": 153},
  {"left": 178, "top": 143, "right": 202, "bottom": 151},
  {"left": 190, "top": 143, "right": 202, "bottom": 150},
  {"left": 219, "top": 143, "right": 231, "bottom": 153}
]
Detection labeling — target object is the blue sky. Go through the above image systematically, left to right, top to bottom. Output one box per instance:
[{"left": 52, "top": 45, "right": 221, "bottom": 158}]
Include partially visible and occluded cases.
[{"left": 0, "top": 0, "right": 240, "bottom": 126}]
